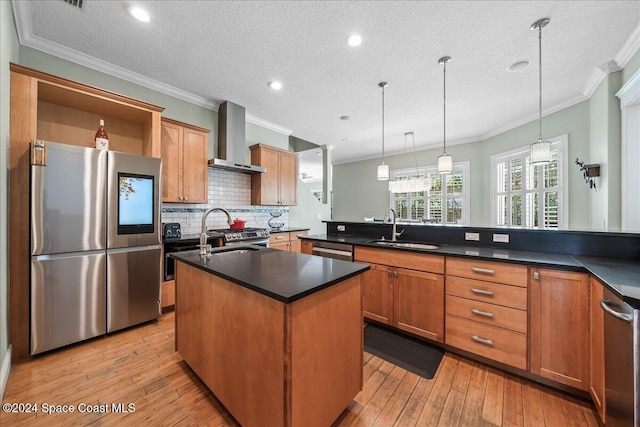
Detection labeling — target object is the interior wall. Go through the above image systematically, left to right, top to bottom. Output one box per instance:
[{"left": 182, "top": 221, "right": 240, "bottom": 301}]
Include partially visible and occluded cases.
[
  {"left": 1, "top": 0, "right": 20, "bottom": 399},
  {"left": 333, "top": 100, "right": 590, "bottom": 229}
]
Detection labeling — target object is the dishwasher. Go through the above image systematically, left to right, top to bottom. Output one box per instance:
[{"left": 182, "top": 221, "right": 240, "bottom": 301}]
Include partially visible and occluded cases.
[
  {"left": 311, "top": 241, "right": 353, "bottom": 261},
  {"left": 601, "top": 287, "right": 639, "bottom": 427}
]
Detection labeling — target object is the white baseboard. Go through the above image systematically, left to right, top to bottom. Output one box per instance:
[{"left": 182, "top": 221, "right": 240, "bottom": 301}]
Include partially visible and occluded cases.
[{"left": 0, "top": 345, "right": 11, "bottom": 401}]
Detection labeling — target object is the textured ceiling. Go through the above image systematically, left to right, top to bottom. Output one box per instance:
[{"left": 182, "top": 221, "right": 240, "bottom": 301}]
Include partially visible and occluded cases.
[{"left": 12, "top": 1, "right": 640, "bottom": 164}]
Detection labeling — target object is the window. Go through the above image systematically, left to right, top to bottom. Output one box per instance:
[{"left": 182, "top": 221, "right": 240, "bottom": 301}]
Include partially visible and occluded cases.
[
  {"left": 490, "top": 135, "right": 568, "bottom": 228},
  {"left": 390, "top": 162, "right": 469, "bottom": 225}
]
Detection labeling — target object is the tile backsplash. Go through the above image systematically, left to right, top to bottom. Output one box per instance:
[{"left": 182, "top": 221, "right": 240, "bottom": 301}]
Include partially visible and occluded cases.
[{"left": 161, "top": 168, "right": 288, "bottom": 235}]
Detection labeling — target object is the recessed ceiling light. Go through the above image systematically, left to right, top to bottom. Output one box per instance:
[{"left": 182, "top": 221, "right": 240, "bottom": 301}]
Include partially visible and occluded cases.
[
  {"left": 130, "top": 6, "right": 150, "bottom": 22},
  {"left": 346, "top": 34, "right": 362, "bottom": 47},
  {"left": 508, "top": 60, "right": 530, "bottom": 72},
  {"left": 268, "top": 81, "right": 282, "bottom": 90},
  {"left": 340, "top": 115, "right": 350, "bottom": 121}
]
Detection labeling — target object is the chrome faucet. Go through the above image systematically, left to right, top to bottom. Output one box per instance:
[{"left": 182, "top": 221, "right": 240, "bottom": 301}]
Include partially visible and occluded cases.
[
  {"left": 199, "top": 207, "right": 234, "bottom": 255},
  {"left": 383, "top": 208, "right": 404, "bottom": 241}
]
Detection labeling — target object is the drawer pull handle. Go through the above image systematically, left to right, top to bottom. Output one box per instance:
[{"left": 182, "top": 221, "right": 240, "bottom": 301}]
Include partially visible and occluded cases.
[
  {"left": 275, "top": 236, "right": 285, "bottom": 240},
  {"left": 472, "top": 267, "right": 495, "bottom": 275},
  {"left": 471, "top": 288, "right": 495, "bottom": 296},
  {"left": 471, "top": 309, "right": 494, "bottom": 318},
  {"left": 471, "top": 335, "right": 494, "bottom": 347}
]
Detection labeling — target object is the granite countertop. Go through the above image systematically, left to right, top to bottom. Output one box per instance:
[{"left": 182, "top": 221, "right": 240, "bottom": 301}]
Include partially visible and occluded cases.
[
  {"left": 269, "top": 227, "right": 310, "bottom": 234},
  {"left": 300, "top": 233, "right": 640, "bottom": 308},
  {"left": 170, "top": 246, "right": 369, "bottom": 304}
]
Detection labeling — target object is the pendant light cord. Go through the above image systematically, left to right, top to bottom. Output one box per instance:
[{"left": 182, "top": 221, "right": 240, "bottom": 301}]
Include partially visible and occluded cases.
[
  {"left": 538, "top": 23, "right": 542, "bottom": 140},
  {"left": 443, "top": 60, "right": 447, "bottom": 154},
  {"left": 382, "top": 83, "right": 385, "bottom": 161}
]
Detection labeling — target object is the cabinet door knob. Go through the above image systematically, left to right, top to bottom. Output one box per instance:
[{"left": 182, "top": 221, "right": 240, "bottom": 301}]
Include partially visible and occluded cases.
[
  {"left": 393, "top": 271, "right": 398, "bottom": 277},
  {"left": 533, "top": 271, "right": 540, "bottom": 280}
]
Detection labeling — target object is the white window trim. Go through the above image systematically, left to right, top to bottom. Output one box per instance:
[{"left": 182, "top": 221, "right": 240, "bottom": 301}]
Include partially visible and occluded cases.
[
  {"left": 617, "top": 67, "right": 640, "bottom": 231},
  {"left": 489, "top": 134, "right": 569, "bottom": 229},
  {"left": 389, "top": 161, "right": 470, "bottom": 225}
]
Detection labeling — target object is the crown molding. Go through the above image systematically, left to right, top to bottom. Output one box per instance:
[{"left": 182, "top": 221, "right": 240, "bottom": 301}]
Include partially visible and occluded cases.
[
  {"left": 615, "top": 22, "right": 640, "bottom": 68},
  {"left": 616, "top": 66, "right": 640, "bottom": 108},
  {"left": 246, "top": 114, "right": 293, "bottom": 135}
]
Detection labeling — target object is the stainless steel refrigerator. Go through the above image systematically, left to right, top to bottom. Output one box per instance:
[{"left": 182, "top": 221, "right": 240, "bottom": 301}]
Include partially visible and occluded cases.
[{"left": 30, "top": 141, "right": 162, "bottom": 355}]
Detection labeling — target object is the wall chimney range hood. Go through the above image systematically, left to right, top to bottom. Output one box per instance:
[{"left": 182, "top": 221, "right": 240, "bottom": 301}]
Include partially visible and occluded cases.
[{"left": 208, "top": 101, "right": 266, "bottom": 174}]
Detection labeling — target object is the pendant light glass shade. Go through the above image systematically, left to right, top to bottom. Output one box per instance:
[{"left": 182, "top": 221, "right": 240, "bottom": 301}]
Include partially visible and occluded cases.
[
  {"left": 529, "top": 18, "right": 551, "bottom": 166},
  {"left": 438, "top": 56, "right": 452, "bottom": 174},
  {"left": 377, "top": 82, "right": 389, "bottom": 181},
  {"left": 437, "top": 153, "right": 453, "bottom": 174},
  {"left": 377, "top": 163, "right": 390, "bottom": 180}
]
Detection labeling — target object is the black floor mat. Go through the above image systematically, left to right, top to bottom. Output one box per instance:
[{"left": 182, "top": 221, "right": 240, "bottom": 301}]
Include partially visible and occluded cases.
[{"left": 364, "top": 324, "right": 444, "bottom": 379}]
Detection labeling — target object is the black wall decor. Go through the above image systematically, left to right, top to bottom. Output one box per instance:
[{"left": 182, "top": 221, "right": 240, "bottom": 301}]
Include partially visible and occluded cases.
[{"left": 575, "top": 158, "right": 600, "bottom": 189}]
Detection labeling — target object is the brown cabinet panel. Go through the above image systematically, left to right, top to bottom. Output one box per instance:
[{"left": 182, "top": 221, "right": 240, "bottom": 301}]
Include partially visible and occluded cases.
[
  {"left": 161, "top": 119, "right": 208, "bottom": 203},
  {"left": 250, "top": 144, "right": 297, "bottom": 206},
  {"left": 270, "top": 231, "right": 308, "bottom": 252},
  {"left": 301, "top": 239, "right": 313, "bottom": 255},
  {"left": 354, "top": 246, "right": 444, "bottom": 274},
  {"left": 446, "top": 258, "right": 528, "bottom": 287},
  {"left": 361, "top": 264, "right": 393, "bottom": 325},
  {"left": 395, "top": 268, "right": 444, "bottom": 342},
  {"left": 529, "top": 268, "right": 589, "bottom": 391},
  {"left": 446, "top": 275, "right": 528, "bottom": 310},
  {"left": 589, "top": 277, "right": 606, "bottom": 422},
  {"left": 445, "top": 295, "right": 527, "bottom": 334},
  {"left": 446, "top": 315, "right": 527, "bottom": 370}
]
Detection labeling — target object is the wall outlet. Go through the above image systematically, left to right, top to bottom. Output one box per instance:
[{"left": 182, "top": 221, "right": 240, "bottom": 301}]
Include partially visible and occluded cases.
[
  {"left": 317, "top": 214, "right": 322, "bottom": 220},
  {"left": 337, "top": 225, "right": 346, "bottom": 232},
  {"left": 465, "top": 232, "right": 480, "bottom": 241},
  {"left": 493, "top": 233, "right": 510, "bottom": 243}
]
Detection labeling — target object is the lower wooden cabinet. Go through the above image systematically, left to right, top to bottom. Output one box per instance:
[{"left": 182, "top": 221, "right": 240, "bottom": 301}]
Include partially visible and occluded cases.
[
  {"left": 269, "top": 231, "right": 308, "bottom": 253},
  {"left": 300, "top": 239, "right": 313, "bottom": 255},
  {"left": 355, "top": 247, "right": 444, "bottom": 343},
  {"left": 529, "top": 268, "right": 590, "bottom": 391},
  {"left": 589, "top": 276, "right": 606, "bottom": 423},
  {"left": 161, "top": 280, "right": 175, "bottom": 309}
]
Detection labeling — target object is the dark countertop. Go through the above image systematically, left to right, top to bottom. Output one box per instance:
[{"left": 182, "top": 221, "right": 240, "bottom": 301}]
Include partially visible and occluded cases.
[
  {"left": 269, "top": 227, "right": 310, "bottom": 234},
  {"left": 301, "top": 233, "right": 640, "bottom": 308},
  {"left": 170, "top": 246, "right": 369, "bottom": 304}
]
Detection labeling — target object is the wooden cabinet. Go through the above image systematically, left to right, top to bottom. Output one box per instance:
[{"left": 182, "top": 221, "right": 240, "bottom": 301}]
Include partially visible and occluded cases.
[
  {"left": 9, "top": 64, "right": 164, "bottom": 359},
  {"left": 161, "top": 118, "right": 209, "bottom": 203},
  {"left": 250, "top": 144, "right": 297, "bottom": 206},
  {"left": 269, "top": 231, "right": 308, "bottom": 252},
  {"left": 301, "top": 239, "right": 313, "bottom": 255},
  {"left": 355, "top": 247, "right": 445, "bottom": 343},
  {"left": 445, "top": 258, "right": 528, "bottom": 370},
  {"left": 529, "top": 268, "right": 590, "bottom": 391},
  {"left": 589, "top": 276, "right": 606, "bottom": 423}
]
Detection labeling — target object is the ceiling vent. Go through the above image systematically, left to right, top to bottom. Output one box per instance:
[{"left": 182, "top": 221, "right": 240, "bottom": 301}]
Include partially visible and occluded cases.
[{"left": 62, "top": 0, "right": 84, "bottom": 10}]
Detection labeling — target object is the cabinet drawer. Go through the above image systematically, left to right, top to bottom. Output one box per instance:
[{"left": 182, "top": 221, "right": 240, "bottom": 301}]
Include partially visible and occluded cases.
[
  {"left": 293, "top": 230, "right": 308, "bottom": 240},
  {"left": 269, "top": 233, "right": 290, "bottom": 245},
  {"left": 354, "top": 247, "right": 444, "bottom": 274},
  {"left": 446, "top": 258, "right": 527, "bottom": 286},
  {"left": 446, "top": 276, "right": 527, "bottom": 310},
  {"left": 445, "top": 295, "right": 526, "bottom": 334},
  {"left": 446, "top": 315, "right": 527, "bottom": 370}
]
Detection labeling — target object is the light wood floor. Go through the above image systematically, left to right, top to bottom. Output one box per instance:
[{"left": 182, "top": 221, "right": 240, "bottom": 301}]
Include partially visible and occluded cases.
[{"left": 2, "top": 311, "right": 599, "bottom": 426}]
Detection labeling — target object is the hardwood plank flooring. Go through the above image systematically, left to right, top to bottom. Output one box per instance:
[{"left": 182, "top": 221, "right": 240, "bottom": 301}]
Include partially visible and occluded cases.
[{"left": 2, "top": 312, "right": 598, "bottom": 426}]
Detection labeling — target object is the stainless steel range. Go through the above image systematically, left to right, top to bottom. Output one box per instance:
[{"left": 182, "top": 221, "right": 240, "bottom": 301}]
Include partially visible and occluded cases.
[{"left": 208, "top": 227, "right": 270, "bottom": 247}]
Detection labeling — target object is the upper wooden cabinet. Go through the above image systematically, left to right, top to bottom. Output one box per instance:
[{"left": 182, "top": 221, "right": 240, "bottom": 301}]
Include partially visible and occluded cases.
[
  {"left": 9, "top": 64, "right": 164, "bottom": 360},
  {"left": 161, "top": 118, "right": 209, "bottom": 203},
  {"left": 250, "top": 144, "right": 297, "bottom": 206},
  {"left": 529, "top": 268, "right": 590, "bottom": 391}
]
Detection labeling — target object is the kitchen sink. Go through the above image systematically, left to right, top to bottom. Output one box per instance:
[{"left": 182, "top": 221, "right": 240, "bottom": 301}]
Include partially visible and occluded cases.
[{"left": 367, "top": 240, "right": 439, "bottom": 250}]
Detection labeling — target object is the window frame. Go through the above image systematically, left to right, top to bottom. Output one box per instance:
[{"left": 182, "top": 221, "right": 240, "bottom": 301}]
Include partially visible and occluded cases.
[
  {"left": 489, "top": 134, "right": 569, "bottom": 229},
  {"left": 389, "top": 161, "right": 470, "bottom": 225}
]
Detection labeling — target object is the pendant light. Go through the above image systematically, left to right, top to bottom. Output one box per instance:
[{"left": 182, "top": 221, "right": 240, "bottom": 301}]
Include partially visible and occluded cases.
[
  {"left": 529, "top": 17, "right": 552, "bottom": 165},
  {"left": 437, "top": 56, "right": 453, "bottom": 174},
  {"left": 377, "top": 82, "right": 390, "bottom": 180},
  {"left": 388, "top": 132, "right": 431, "bottom": 193}
]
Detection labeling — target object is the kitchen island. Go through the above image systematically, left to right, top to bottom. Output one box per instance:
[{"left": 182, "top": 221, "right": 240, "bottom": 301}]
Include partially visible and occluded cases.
[{"left": 170, "top": 247, "right": 369, "bottom": 427}]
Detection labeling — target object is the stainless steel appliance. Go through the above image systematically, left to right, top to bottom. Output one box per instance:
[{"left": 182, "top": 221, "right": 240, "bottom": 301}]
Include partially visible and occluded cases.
[
  {"left": 31, "top": 140, "right": 162, "bottom": 355},
  {"left": 208, "top": 227, "right": 270, "bottom": 247},
  {"left": 311, "top": 241, "right": 353, "bottom": 261},
  {"left": 601, "top": 288, "right": 639, "bottom": 427}
]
